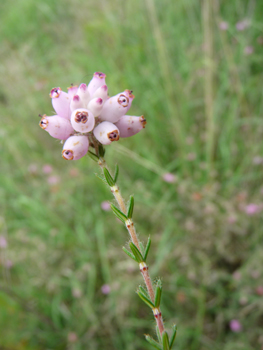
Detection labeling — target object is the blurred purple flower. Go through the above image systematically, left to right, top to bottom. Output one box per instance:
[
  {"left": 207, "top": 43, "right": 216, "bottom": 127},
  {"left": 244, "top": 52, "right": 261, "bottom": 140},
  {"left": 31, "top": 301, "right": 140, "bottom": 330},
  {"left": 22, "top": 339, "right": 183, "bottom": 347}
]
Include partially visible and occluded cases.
[
  {"left": 236, "top": 19, "right": 250, "bottom": 31},
  {"left": 219, "top": 21, "right": 228, "bottom": 31},
  {"left": 244, "top": 46, "right": 254, "bottom": 55},
  {"left": 253, "top": 156, "right": 263, "bottom": 165},
  {"left": 42, "top": 164, "right": 53, "bottom": 174},
  {"left": 162, "top": 173, "right": 177, "bottom": 183},
  {"left": 47, "top": 175, "right": 60, "bottom": 185},
  {"left": 101, "top": 201, "right": 111, "bottom": 211},
  {"left": 245, "top": 203, "right": 260, "bottom": 215},
  {"left": 0, "top": 236, "right": 7, "bottom": 249},
  {"left": 101, "top": 284, "right": 111, "bottom": 294},
  {"left": 256, "top": 286, "right": 263, "bottom": 296},
  {"left": 229, "top": 319, "right": 242, "bottom": 332},
  {"left": 68, "top": 332, "right": 78, "bottom": 343}
]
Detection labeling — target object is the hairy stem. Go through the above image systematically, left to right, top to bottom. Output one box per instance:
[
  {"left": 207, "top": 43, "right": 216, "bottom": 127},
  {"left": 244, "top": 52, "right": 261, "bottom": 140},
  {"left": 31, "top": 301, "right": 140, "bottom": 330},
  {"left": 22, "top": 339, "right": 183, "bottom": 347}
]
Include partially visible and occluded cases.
[{"left": 99, "top": 158, "right": 165, "bottom": 337}]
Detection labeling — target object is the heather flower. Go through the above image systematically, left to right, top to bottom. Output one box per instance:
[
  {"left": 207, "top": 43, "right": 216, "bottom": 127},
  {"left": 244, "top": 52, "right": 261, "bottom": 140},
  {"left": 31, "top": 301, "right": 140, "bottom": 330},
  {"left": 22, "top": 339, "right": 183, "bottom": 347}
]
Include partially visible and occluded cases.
[
  {"left": 236, "top": 19, "right": 250, "bottom": 31},
  {"left": 219, "top": 21, "right": 228, "bottom": 31},
  {"left": 244, "top": 46, "right": 254, "bottom": 55},
  {"left": 39, "top": 72, "right": 146, "bottom": 160},
  {"left": 42, "top": 164, "right": 53, "bottom": 174},
  {"left": 162, "top": 173, "right": 177, "bottom": 183},
  {"left": 47, "top": 175, "right": 60, "bottom": 185},
  {"left": 101, "top": 201, "right": 111, "bottom": 211},
  {"left": 245, "top": 203, "right": 260, "bottom": 215},
  {"left": 0, "top": 235, "right": 7, "bottom": 249},
  {"left": 101, "top": 284, "right": 111, "bottom": 294},
  {"left": 229, "top": 319, "right": 242, "bottom": 332},
  {"left": 68, "top": 332, "right": 78, "bottom": 343}
]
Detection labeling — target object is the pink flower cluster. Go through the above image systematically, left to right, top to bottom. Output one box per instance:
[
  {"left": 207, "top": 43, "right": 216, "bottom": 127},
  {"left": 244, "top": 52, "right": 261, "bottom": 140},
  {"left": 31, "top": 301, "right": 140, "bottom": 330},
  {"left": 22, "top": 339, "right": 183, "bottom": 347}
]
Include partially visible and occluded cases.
[{"left": 39, "top": 72, "right": 146, "bottom": 160}]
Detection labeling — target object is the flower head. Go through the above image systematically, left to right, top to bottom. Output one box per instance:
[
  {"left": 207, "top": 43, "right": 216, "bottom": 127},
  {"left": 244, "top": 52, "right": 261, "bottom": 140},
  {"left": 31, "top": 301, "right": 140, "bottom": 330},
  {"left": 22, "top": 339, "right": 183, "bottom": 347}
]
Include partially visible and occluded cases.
[
  {"left": 39, "top": 72, "right": 146, "bottom": 160},
  {"left": 229, "top": 319, "right": 242, "bottom": 332}
]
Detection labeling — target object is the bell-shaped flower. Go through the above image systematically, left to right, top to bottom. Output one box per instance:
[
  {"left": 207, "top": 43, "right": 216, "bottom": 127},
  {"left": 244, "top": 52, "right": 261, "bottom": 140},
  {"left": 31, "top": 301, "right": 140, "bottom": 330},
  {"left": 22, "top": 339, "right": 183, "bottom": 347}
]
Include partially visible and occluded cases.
[
  {"left": 40, "top": 72, "right": 145, "bottom": 161},
  {"left": 87, "top": 72, "right": 106, "bottom": 97},
  {"left": 77, "top": 83, "right": 91, "bottom": 106},
  {"left": 67, "top": 85, "right": 78, "bottom": 98},
  {"left": 93, "top": 85, "right": 108, "bottom": 102},
  {"left": 50, "top": 87, "right": 71, "bottom": 120},
  {"left": 99, "top": 90, "right": 134, "bottom": 123},
  {"left": 70, "top": 95, "right": 85, "bottom": 112},
  {"left": 87, "top": 98, "right": 103, "bottom": 117},
  {"left": 70, "top": 109, "right": 95, "bottom": 133},
  {"left": 39, "top": 115, "right": 74, "bottom": 140},
  {"left": 115, "top": 115, "right": 146, "bottom": 138},
  {"left": 93, "top": 121, "right": 120, "bottom": 145},
  {"left": 62, "top": 135, "right": 89, "bottom": 160}
]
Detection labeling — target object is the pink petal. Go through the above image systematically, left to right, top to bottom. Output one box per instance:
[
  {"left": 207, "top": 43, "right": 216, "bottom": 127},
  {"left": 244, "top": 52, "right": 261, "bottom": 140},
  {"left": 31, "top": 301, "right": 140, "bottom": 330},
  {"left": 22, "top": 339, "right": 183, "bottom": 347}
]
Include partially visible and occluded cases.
[
  {"left": 87, "top": 72, "right": 106, "bottom": 97},
  {"left": 77, "top": 83, "right": 91, "bottom": 106},
  {"left": 93, "top": 84, "right": 108, "bottom": 101},
  {"left": 67, "top": 85, "right": 78, "bottom": 98},
  {"left": 50, "top": 87, "right": 71, "bottom": 120},
  {"left": 99, "top": 90, "right": 134, "bottom": 123},
  {"left": 70, "top": 94, "right": 85, "bottom": 112},
  {"left": 87, "top": 97, "right": 104, "bottom": 117},
  {"left": 70, "top": 108, "right": 95, "bottom": 133},
  {"left": 39, "top": 115, "right": 74, "bottom": 140},
  {"left": 115, "top": 115, "right": 146, "bottom": 138},
  {"left": 93, "top": 121, "right": 120, "bottom": 145},
  {"left": 62, "top": 136, "right": 89, "bottom": 160}
]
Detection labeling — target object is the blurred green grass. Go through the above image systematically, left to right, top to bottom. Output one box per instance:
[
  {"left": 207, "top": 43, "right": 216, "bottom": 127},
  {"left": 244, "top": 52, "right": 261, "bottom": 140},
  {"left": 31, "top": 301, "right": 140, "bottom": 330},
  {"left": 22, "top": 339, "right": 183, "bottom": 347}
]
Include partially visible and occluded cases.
[{"left": 1, "top": 0, "right": 263, "bottom": 349}]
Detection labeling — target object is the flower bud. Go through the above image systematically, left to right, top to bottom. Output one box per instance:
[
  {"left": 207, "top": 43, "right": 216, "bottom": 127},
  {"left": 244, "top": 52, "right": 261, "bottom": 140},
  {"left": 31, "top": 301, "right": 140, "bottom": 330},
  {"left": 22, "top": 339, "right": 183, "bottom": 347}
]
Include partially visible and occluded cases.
[
  {"left": 87, "top": 72, "right": 106, "bottom": 97},
  {"left": 77, "top": 83, "right": 91, "bottom": 105},
  {"left": 67, "top": 85, "right": 78, "bottom": 98},
  {"left": 92, "top": 85, "right": 108, "bottom": 101},
  {"left": 50, "top": 87, "right": 71, "bottom": 120},
  {"left": 99, "top": 90, "right": 134, "bottom": 123},
  {"left": 70, "top": 95, "right": 85, "bottom": 112},
  {"left": 87, "top": 98, "right": 103, "bottom": 117},
  {"left": 70, "top": 108, "right": 95, "bottom": 133},
  {"left": 39, "top": 115, "right": 74, "bottom": 140},
  {"left": 115, "top": 115, "right": 146, "bottom": 138},
  {"left": 93, "top": 121, "right": 120, "bottom": 145},
  {"left": 62, "top": 135, "right": 89, "bottom": 160}
]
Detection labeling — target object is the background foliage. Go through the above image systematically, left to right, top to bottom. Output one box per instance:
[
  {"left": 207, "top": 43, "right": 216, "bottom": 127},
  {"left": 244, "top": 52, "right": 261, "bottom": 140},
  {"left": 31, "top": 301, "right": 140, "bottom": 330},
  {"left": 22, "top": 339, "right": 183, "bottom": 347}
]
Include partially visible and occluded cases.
[{"left": 1, "top": 0, "right": 263, "bottom": 349}]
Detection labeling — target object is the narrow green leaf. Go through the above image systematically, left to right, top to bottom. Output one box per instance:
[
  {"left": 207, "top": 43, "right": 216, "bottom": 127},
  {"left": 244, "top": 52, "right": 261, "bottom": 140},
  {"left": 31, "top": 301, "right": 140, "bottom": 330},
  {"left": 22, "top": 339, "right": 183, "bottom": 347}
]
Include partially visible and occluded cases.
[
  {"left": 98, "top": 144, "right": 105, "bottom": 157},
  {"left": 88, "top": 151, "right": 99, "bottom": 162},
  {"left": 113, "top": 164, "right": 119, "bottom": 184},
  {"left": 103, "top": 168, "right": 115, "bottom": 186},
  {"left": 95, "top": 173, "right": 107, "bottom": 184},
  {"left": 127, "top": 195, "right": 134, "bottom": 219},
  {"left": 111, "top": 204, "right": 127, "bottom": 224},
  {"left": 144, "top": 236, "right": 151, "bottom": 261},
  {"left": 129, "top": 242, "right": 144, "bottom": 263},
  {"left": 139, "top": 242, "right": 145, "bottom": 257},
  {"left": 122, "top": 247, "right": 137, "bottom": 261},
  {"left": 138, "top": 285, "right": 149, "bottom": 299},
  {"left": 154, "top": 285, "right": 162, "bottom": 308},
  {"left": 137, "top": 291, "right": 155, "bottom": 309},
  {"left": 156, "top": 325, "right": 162, "bottom": 343},
  {"left": 169, "top": 325, "right": 177, "bottom": 349},
  {"left": 162, "top": 331, "right": 170, "bottom": 350},
  {"left": 145, "top": 335, "right": 162, "bottom": 350}
]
